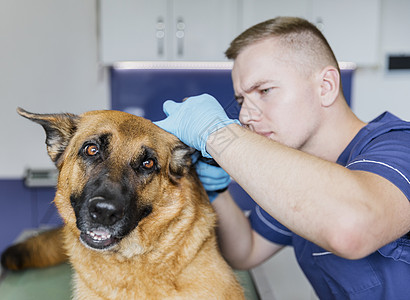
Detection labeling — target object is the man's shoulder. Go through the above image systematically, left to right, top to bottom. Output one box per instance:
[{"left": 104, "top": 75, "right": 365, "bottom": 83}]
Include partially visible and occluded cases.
[{"left": 360, "top": 111, "right": 410, "bottom": 143}]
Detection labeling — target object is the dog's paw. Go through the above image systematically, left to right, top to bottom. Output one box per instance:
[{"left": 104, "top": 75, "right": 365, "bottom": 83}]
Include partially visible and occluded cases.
[{"left": 1, "top": 244, "right": 29, "bottom": 271}]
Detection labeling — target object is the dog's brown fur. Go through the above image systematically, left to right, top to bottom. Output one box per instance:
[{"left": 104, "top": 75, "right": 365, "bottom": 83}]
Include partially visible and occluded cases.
[
  {"left": 2, "top": 108, "right": 244, "bottom": 299},
  {"left": 1, "top": 227, "right": 66, "bottom": 270}
]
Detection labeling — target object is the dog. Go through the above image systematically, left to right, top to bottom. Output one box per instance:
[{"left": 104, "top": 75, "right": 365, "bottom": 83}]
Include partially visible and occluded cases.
[{"left": 2, "top": 108, "right": 245, "bottom": 299}]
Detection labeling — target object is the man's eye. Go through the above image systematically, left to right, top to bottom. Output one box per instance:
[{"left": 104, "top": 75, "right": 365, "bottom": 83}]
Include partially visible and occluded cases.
[
  {"left": 261, "top": 88, "right": 272, "bottom": 95},
  {"left": 235, "top": 97, "right": 244, "bottom": 106},
  {"left": 84, "top": 144, "right": 99, "bottom": 156}
]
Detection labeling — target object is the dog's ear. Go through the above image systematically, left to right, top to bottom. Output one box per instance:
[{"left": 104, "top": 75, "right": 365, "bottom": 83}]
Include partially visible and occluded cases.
[
  {"left": 17, "top": 107, "right": 79, "bottom": 167},
  {"left": 169, "top": 143, "right": 195, "bottom": 182}
]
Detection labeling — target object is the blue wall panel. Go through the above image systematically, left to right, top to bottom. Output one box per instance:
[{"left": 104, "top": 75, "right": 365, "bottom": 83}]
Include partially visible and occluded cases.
[{"left": 0, "top": 180, "right": 61, "bottom": 253}]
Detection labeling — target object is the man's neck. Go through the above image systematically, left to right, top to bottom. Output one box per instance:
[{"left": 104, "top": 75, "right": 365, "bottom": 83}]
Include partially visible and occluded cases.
[{"left": 302, "top": 100, "right": 366, "bottom": 163}]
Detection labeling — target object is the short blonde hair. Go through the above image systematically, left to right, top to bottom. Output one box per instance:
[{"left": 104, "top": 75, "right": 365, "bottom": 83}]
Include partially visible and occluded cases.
[{"left": 225, "top": 17, "right": 340, "bottom": 76}]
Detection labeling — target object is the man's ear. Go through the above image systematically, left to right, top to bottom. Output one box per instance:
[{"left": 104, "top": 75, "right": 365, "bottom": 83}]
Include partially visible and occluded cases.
[
  {"left": 319, "top": 66, "right": 340, "bottom": 107},
  {"left": 17, "top": 107, "right": 79, "bottom": 167},
  {"left": 168, "top": 143, "right": 195, "bottom": 183}
]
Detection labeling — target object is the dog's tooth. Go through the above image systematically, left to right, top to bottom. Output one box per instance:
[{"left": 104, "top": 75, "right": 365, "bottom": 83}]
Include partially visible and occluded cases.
[{"left": 85, "top": 229, "right": 112, "bottom": 241}]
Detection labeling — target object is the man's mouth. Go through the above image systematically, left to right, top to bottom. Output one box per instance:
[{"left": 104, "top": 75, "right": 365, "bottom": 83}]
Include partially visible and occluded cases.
[
  {"left": 244, "top": 125, "right": 273, "bottom": 139},
  {"left": 255, "top": 130, "right": 273, "bottom": 139},
  {"left": 80, "top": 229, "right": 120, "bottom": 251}
]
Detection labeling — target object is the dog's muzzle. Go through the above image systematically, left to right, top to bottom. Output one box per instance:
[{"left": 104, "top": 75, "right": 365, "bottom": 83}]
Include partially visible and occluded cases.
[
  {"left": 72, "top": 172, "right": 152, "bottom": 252},
  {"left": 78, "top": 196, "right": 125, "bottom": 251}
]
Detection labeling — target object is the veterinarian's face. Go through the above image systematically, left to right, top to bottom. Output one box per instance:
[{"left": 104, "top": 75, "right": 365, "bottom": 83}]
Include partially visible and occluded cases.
[{"left": 232, "top": 38, "right": 323, "bottom": 153}]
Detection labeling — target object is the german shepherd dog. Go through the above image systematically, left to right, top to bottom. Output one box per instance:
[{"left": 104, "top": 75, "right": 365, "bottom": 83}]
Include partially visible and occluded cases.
[{"left": 2, "top": 108, "right": 244, "bottom": 299}]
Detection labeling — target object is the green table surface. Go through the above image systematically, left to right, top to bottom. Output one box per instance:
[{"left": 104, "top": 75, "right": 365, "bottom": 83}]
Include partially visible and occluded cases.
[{"left": 0, "top": 263, "right": 259, "bottom": 299}]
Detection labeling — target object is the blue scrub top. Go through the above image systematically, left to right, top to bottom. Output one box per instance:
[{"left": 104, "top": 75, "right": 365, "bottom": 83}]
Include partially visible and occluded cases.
[{"left": 249, "top": 112, "right": 410, "bottom": 299}]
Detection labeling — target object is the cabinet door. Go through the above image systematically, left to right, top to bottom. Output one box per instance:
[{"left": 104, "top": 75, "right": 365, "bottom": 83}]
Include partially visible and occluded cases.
[
  {"left": 100, "top": 0, "right": 169, "bottom": 63},
  {"left": 100, "top": 0, "right": 240, "bottom": 63},
  {"left": 171, "top": 0, "right": 240, "bottom": 61},
  {"left": 241, "top": 0, "right": 310, "bottom": 30},
  {"left": 241, "top": 0, "right": 380, "bottom": 67},
  {"left": 310, "top": 0, "right": 380, "bottom": 66}
]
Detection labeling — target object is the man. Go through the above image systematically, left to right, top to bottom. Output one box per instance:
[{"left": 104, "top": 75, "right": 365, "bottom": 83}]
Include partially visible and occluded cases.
[{"left": 155, "top": 17, "right": 410, "bottom": 299}]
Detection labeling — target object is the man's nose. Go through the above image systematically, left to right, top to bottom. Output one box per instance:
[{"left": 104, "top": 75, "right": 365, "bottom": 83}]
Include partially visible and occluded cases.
[{"left": 239, "top": 97, "right": 263, "bottom": 124}]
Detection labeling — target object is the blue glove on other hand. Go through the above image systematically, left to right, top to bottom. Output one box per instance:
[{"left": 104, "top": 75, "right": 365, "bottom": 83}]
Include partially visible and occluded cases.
[
  {"left": 154, "top": 94, "right": 240, "bottom": 158},
  {"left": 195, "top": 158, "right": 231, "bottom": 202}
]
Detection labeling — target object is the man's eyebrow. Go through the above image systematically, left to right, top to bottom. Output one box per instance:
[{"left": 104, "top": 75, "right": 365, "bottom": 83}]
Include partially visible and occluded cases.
[
  {"left": 234, "top": 79, "right": 278, "bottom": 100},
  {"left": 243, "top": 80, "right": 277, "bottom": 94}
]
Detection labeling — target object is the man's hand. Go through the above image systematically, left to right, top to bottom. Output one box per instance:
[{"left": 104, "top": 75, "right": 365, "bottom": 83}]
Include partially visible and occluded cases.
[
  {"left": 154, "top": 94, "right": 240, "bottom": 158},
  {"left": 195, "top": 158, "right": 231, "bottom": 202}
]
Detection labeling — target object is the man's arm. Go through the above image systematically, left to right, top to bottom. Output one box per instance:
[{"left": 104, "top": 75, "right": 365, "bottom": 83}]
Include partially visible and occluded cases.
[
  {"left": 208, "top": 124, "right": 410, "bottom": 259},
  {"left": 212, "top": 190, "right": 284, "bottom": 269}
]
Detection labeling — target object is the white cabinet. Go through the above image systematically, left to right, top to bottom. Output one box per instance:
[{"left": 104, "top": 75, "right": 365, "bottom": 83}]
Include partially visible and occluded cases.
[
  {"left": 100, "top": 0, "right": 240, "bottom": 63},
  {"left": 100, "top": 0, "right": 168, "bottom": 63},
  {"left": 101, "top": 0, "right": 380, "bottom": 66},
  {"left": 241, "top": 0, "right": 381, "bottom": 67},
  {"left": 309, "top": 0, "right": 380, "bottom": 67}
]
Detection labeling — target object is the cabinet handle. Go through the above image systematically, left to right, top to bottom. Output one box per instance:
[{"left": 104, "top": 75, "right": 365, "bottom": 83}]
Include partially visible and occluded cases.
[
  {"left": 156, "top": 17, "right": 165, "bottom": 57},
  {"left": 176, "top": 17, "right": 185, "bottom": 57},
  {"left": 315, "top": 17, "right": 325, "bottom": 31}
]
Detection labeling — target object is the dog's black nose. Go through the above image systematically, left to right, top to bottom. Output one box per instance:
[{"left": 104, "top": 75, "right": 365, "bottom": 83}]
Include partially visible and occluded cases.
[{"left": 88, "top": 197, "right": 124, "bottom": 226}]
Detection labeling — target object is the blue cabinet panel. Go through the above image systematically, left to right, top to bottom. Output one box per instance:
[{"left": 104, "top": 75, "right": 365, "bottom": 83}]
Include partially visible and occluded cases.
[
  {"left": 110, "top": 67, "right": 353, "bottom": 120},
  {"left": 110, "top": 68, "right": 241, "bottom": 121}
]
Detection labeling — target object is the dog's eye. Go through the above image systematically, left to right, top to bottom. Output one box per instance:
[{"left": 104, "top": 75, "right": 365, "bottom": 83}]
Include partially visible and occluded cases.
[
  {"left": 84, "top": 144, "right": 99, "bottom": 156},
  {"left": 142, "top": 159, "right": 154, "bottom": 169}
]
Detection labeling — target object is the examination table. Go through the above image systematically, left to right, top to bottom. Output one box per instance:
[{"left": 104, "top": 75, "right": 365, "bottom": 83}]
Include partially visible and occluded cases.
[{"left": 0, "top": 260, "right": 259, "bottom": 299}]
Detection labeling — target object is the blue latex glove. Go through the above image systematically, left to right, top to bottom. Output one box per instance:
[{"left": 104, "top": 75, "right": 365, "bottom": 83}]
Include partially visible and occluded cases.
[
  {"left": 154, "top": 94, "right": 241, "bottom": 158},
  {"left": 194, "top": 157, "right": 231, "bottom": 202}
]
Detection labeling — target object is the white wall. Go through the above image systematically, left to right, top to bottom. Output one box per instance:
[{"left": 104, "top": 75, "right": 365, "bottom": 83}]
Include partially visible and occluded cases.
[
  {"left": 0, "top": 0, "right": 109, "bottom": 178},
  {"left": 0, "top": 0, "right": 409, "bottom": 179},
  {"left": 352, "top": 0, "right": 410, "bottom": 121}
]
